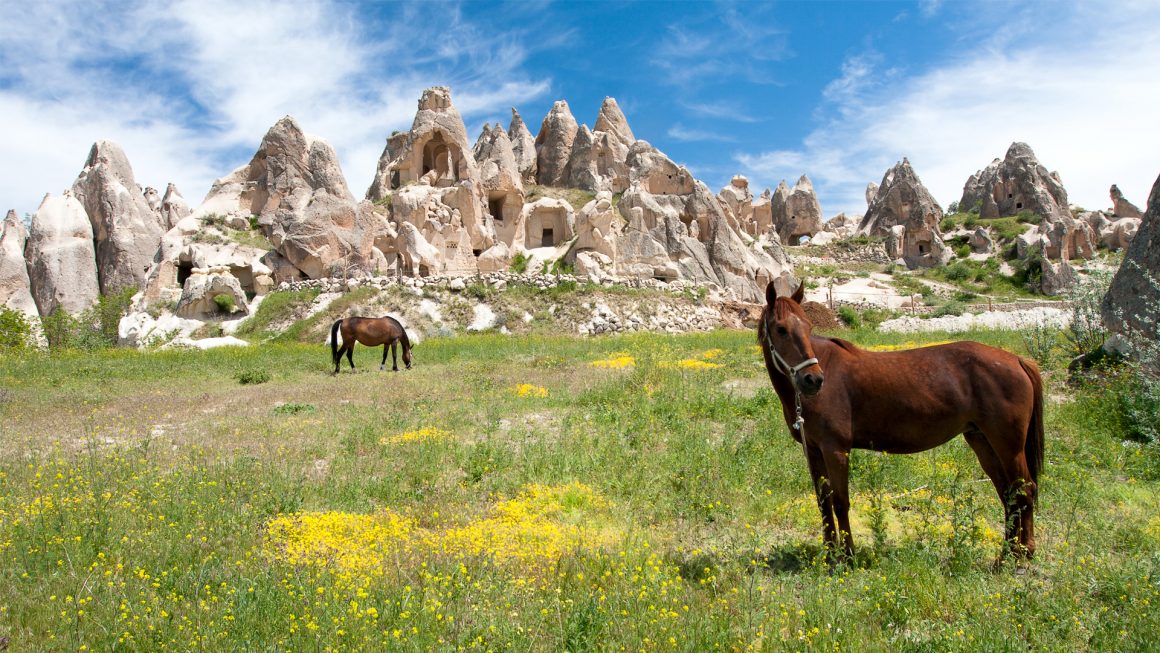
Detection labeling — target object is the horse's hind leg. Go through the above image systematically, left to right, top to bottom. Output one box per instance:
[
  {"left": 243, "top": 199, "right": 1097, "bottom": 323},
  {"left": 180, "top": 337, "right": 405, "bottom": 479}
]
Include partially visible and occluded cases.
[
  {"left": 347, "top": 344, "right": 356, "bottom": 370},
  {"left": 978, "top": 425, "right": 1037, "bottom": 559},
  {"left": 964, "top": 428, "right": 1013, "bottom": 549}
]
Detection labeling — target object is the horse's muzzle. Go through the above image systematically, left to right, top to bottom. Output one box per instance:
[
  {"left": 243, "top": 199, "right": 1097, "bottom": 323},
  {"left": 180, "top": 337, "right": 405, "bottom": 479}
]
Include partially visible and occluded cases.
[{"left": 799, "top": 372, "right": 824, "bottom": 396}]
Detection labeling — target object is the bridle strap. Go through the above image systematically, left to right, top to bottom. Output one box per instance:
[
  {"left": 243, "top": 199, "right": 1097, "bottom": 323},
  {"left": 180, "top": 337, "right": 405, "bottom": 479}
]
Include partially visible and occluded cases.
[{"left": 763, "top": 328, "right": 819, "bottom": 433}]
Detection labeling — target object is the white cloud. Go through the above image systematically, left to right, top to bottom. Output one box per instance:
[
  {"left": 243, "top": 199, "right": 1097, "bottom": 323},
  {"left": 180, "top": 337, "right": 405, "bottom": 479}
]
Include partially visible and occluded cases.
[
  {"left": 0, "top": 0, "right": 552, "bottom": 216},
  {"left": 736, "top": 4, "right": 1160, "bottom": 217},
  {"left": 667, "top": 124, "right": 736, "bottom": 143}
]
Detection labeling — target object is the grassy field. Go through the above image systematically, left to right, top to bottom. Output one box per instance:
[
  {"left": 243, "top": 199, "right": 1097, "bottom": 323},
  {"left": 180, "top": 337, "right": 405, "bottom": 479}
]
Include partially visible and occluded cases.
[{"left": 0, "top": 326, "right": 1157, "bottom": 651}]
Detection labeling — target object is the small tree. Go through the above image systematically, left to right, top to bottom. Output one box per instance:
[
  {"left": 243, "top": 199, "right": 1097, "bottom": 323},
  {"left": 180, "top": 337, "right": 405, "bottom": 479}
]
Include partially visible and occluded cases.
[{"left": 0, "top": 307, "right": 32, "bottom": 350}]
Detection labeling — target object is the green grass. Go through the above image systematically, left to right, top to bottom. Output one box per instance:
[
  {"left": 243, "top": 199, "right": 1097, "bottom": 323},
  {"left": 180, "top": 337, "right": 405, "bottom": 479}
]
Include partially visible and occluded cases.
[{"left": 0, "top": 328, "right": 1156, "bottom": 651}]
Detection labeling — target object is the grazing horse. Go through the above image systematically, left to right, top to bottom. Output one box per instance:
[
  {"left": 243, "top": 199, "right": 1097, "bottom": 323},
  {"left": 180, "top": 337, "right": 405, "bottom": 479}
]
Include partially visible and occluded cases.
[
  {"left": 758, "top": 280, "right": 1043, "bottom": 560},
  {"left": 330, "top": 316, "right": 412, "bottom": 374}
]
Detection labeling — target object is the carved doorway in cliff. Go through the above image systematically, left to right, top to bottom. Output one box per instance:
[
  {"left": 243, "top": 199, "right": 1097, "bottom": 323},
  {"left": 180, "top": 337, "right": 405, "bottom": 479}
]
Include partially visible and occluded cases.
[{"left": 422, "top": 132, "right": 461, "bottom": 184}]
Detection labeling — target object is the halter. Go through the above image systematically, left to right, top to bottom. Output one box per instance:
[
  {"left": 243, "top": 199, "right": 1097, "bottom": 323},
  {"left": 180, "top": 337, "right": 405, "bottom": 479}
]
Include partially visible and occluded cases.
[{"left": 762, "top": 325, "right": 819, "bottom": 433}]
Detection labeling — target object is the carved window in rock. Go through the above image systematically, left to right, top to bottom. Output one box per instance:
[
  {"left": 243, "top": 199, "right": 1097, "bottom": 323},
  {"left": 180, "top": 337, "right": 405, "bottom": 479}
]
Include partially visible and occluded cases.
[{"left": 488, "top": 193, "right": 506, "bottom": 222}]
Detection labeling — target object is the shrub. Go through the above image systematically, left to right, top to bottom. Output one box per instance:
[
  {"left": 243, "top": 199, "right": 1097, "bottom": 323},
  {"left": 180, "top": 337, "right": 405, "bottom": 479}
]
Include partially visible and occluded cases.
[
  {"left": 969, "top": 199, "right": 982, "bottom": 215},
  {"left": 946, "top": 200, "right": 960, "bottom": 214},
  {"left": 1016, "top": 209, "right": 1043, "bottom": 225},
  {"left": 940, "top": 217, "right": 956, "bottom": 232},
  {"left": 954, "top": 243, "right": 971, "bottom": 259},
  {"left": 510, "top": 253, "right": 529, "bottom": 274},
  {"left": 942, "top": 261, "right": 973, "bottom": 282},
  {"left": 1064, "top": 268, "right": 1113, "bottom": 357},
  {"left": 40, "top": 288, "right": 135, "bottom": 350},
  {"left": 213, "top": 293, "right": 237, "bottom": 314},
  {"left": 932, "top": 300, "right": 966, "bottom": 317},
  {"left": 837, "top": 305, "right": 861, "bottom": 328},
  {"left": 0, "top": 307, "right": 32, "bottom": 350},
  {"left": 860, "top": 308, "right": 895, "bottom": 330},
  {"left": 236, "top": 368, "right": 271, "bottom": 385},
  {"left": 274, "top": 402, "right": 316, "bottom": 415}
]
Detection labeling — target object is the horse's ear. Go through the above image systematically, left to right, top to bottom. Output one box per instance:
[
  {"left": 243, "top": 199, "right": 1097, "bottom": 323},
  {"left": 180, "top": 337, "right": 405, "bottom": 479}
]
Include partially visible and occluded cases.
[
  {"left": 791, "top": 278, "right": 806, "bottom": 304},
  {"left": 765, "top": 280, "right": 778, "bottom": 306}
]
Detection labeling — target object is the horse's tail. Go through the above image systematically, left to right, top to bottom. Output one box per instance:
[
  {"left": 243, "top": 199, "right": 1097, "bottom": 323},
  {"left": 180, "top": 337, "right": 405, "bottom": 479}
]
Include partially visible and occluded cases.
[
  {"left": 330, "top": 319, "right": 343, "bottom": 366},
  {"left": 1019, "top": 357, "right": 1045, "bottom": 487}
]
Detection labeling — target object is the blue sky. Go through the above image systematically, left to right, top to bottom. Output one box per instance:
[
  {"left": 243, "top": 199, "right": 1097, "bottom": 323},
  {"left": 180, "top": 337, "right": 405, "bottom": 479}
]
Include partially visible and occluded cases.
[{"left": 2, "top": 0, "right": 1159, "bottom": 221}]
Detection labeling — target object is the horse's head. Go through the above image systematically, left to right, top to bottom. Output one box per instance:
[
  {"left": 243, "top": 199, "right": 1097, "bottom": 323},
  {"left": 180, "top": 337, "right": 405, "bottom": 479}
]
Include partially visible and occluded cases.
[{"left": 759, "top": 279, "right": 824, "bottom": 396}]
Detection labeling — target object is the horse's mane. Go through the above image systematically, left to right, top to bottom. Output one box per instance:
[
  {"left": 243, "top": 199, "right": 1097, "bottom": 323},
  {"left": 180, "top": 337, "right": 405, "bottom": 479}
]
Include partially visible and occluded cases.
[{"left": 825, "top": 337, "right": 860, "bottom": 353}]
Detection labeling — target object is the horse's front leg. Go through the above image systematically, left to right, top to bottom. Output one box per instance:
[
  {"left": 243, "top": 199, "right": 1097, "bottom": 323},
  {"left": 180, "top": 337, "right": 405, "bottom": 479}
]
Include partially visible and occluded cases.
[
  {"left": 391, "top": 342, "right": 399, "bottom": 372},
  {"left": 380, "top": 345, "right": 388, "bottom": 371},
  {"left": 805, "top": 445, "right": 838, "bottom": 554},
  {"left": 821, "top": 446, "right": 855, "bottom": 561}
]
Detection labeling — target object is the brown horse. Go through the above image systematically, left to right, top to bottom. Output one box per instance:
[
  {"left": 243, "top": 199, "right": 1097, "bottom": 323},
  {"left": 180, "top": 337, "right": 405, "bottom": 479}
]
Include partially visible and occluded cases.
[
  {"left": 758, "top": 280, "right": 1043, "bottom": 561},
  {"left": 331, "top": 316, "right": 412, "bottom": 374}
]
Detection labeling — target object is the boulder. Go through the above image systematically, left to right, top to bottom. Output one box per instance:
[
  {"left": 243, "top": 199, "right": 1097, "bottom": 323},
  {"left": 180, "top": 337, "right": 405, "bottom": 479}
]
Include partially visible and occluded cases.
[
  {"left": 534, "top": 100, "right": 579, "bottom": 187},
  {"left": 508, "top": 107, "right": 538, "bottom": 183},
  {"left": 195, "top": 115, "right": 374, "bottom": 280},
  {"left": 71, "top": 140, "right": 164, "bottom": 294},
  {"left": 959, "top": 142, "right": 1070, "bottom": 222},
  {"left": 858, "top": 158, "right": 951, "bottom": 268},
  {"left": 1103, "top": 171, "right": 1160, "bottom": 339},
  {"left": 771, "top": 175, "right": 823, "bottom": 245},
  {"left": 1110, "top": 184, "right": 1143, "bottom": 219},
  {"left": 573, "top": 191, "right": 619, "bottom": 259},
  {"left": 25, "top": 192, "right": 100, "bottom": 316},
  {"left": 0, "top": 210, "right": 38, "bottom": 320},
  {"left": 823, "top": 212, "right": 859, "bottom": 238},
  {"left": 395, "top": 221, "right": 442, "bottom": 277},
  {"left": 968, "top": 226, "right": 994, "bottom": 254},
  {"left": 1039, "top": 257, "right": 1078, "bottom": 296},
  {"left": 174, "top": 268, "right": 250, "bottom": 318}
]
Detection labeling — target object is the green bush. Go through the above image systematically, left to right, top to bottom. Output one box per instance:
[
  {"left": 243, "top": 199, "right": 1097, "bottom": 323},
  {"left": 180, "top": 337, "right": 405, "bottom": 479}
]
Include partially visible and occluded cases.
[
  {"left": 1016, "top": 209, "right": 1043, "bottom": 225},
  {"left": 953, "top": 243, "right": 971, "bottom": 258},
  {"left": 510, "top": 253, "right": 529, "bottom": 274},
  {"left": 942, "top": 261, "right": 973, "bottom": 281},
  {"left": 40, "top": 288, "right": 135, "bottom": 350},
  {"left": 213, "top": 294, "right": 237, "bottom": 314},
  {"left": 932, "top": 300, "right": 966, "bottom": 317},
  {"left": 837, "top": 305, "right": 861, "bottom": 328},
  {"left": 0, "top": 306, "right": 33, "bottom": 350},
  {"left": 860, "top": 308, "right": 895, "bottom": 330},
  {"left": 236, "top": 368, "right": 271, "bottom": 385},
  {"left": 274, "top": 402, "right": 316, "bottom": 415}
]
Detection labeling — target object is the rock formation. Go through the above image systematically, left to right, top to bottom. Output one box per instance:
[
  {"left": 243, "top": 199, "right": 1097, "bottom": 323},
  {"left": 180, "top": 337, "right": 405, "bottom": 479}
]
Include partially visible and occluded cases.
[
  {"left": 565, "top": 97, "right": 634, "bottom": 192},
  {"left": 534, "top": 100, "right": 579, "bottom": 187},
  {"left": 508, "top": 108, "right": 537, "bottom": 183},
  {"left": 195, "top": 115, "right": 374, "bottom": 280},
  {"left": 473, "top": 123, "right": 525, "bottom": 225},
  {"left": 70, "top": 140, "right": 164, "bottom": 295},
  {"left": 614, "top": 142, "right": 791, "bottom": 300},
  {"left": 960, "top": 142, "right": 1070, "bottom": 222},
  {"left": 858, "top": 159, "right": 951, "bottom": 268},
  {"left": 1103, "top": 171, "right": 1160, "bottom": 339},
  {"left": 770, "top": 175, "right": 823, "bottom": 245},
  {"left": 719, "top": 176, "right": 753, "bottom": 234},
  {"left": 160, "top": 183, "right": 191, "bottom": 230},
  {"left": 1110, "top": 184, "right": 1143, "bottom": 219},
  {"left": 25, "top": 192, "right": 100, "bottom": 316},
  {"left": 0, "top": 210, "right": 38, "bottom": 320}
]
